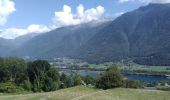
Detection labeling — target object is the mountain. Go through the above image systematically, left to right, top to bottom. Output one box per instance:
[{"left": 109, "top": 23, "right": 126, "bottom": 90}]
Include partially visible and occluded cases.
[
  {"left": 2, "top": 3, "right": 170, "bottom": 66},
  {"left": 75, "top": 3, "right": 170, "bottom": 65},
  {"left": 11, "top": 20, "right": 111, "bottom": 59},
  {"left": 0, "top": 32, "right": 41, "bottom": 56},
  {"left": 13, "top": 33, "right": 42, "bottom": 46},
  {"left": 0, "top": 38, "right": 15, "bottom": 56}
]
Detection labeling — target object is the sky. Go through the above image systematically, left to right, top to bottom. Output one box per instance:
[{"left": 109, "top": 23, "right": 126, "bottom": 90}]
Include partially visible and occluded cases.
[{"left": 0, "top": 0, "right": 170, "bottom": 39}]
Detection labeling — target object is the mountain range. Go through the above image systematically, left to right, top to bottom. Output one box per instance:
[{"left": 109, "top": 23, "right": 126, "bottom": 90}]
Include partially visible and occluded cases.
[{"left": 1, "top": 3, "right": 170, "bottom": 66}]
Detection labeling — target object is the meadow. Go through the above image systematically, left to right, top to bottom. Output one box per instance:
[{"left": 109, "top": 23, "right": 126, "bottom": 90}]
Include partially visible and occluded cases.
[
  {"left": 89, "top": 61, "right": 170, "bottom": 74},
  {"left": 0, "top": 86, "right": 170, "bottom": 100}
]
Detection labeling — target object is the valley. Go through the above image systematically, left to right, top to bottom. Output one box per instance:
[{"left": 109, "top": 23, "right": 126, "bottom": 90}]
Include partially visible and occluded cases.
[
  {"left": 0, "top": 1, "right": 170, "bottom": 100},
  {"left": 1, "top": 4, "right": 170, "bottom": 66},
  {"left": 49, "top": 57, "right": 170, "bottom": 75}
]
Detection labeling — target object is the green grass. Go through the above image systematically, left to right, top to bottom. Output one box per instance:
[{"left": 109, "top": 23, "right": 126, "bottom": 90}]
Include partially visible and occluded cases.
[
  {"left": 52, "top": 58, "right": 170, "bottom": 74},
  {"left": 89, "top": 61, "right": 170, "bottom": 74},
  {"left": 0, "top": 86, "right": 170, "bottom": 100}
]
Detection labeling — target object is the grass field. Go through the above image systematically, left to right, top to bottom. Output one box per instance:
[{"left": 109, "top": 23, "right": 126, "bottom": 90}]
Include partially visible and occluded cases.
[
  {"left": 89, "top": 62, "right": 170, "bottom": 74},
  {"left": 0, "top": 86, "right": 170, "bottom": 100}
]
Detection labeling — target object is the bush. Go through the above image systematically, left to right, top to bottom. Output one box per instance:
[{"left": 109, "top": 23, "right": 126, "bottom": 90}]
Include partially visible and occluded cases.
[
  {"left": 96, "top": 65, "right": 123, "bottom": 89},
  {"left": 59, "top": 73, "right": 75, "bottom": 89},
  {"left": 73, "top": 74, "right": 82, "bottom": 86},
  {"left": 65, "top": 75, "right": 74, "bottom": 87},
  {"left": 83, "top": 75, "right": 96, "bottom": 85},
  {"left": 43, "top": 76, "right": 59, "bottom": 92},
  {"left": 23, "top": 79, "right": 32, "bottom": 91},
  {"left": 123, "top": 80, "right": 142, "bottom": 89},
  {"left": 0, "top": 82, "right": 24, "bottom": 93},
  {"left": 32, "top": 82, "right": 42, "bottom": 92},
  {"left": 145, "top": 82, "right": 157, "bottom": 87},
  {"left": 59, "top": 83, "right": 67, "bottom": 89},
  {"left": 156, "top": 86, "right": 170, "bottom": 91}
]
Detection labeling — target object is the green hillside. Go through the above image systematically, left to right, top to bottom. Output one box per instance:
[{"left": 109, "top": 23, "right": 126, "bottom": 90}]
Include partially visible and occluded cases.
[{"left": 0, "top": 86, "right": 170, "bottom": 100}]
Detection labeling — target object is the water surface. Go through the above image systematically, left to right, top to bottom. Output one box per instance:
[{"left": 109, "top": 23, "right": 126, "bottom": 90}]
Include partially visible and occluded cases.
[{"left": 60, "top": 69, "right": 169, "bottom": 83}]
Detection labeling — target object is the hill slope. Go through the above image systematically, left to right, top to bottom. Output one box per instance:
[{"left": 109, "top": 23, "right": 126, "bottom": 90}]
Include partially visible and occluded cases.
[
  {"left": 76, "top": 3, "right": 170, "bottom": 65},
  {"left": 2, "top": 4, "right": 170, "bottom": 65},
  {"left": 11, "top": 20, "right": 111, "bottom": 59},
  {"left": 0, "top": 38, "right": 16, "bottom": 56},
  {"left": 0, "top": 86, "right": 169, "bottom": 100}
]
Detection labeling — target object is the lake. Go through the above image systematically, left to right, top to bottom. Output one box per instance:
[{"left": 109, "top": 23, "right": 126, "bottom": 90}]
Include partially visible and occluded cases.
[{"left": 60, "top": 69, "right": 170, "bottom": 83}]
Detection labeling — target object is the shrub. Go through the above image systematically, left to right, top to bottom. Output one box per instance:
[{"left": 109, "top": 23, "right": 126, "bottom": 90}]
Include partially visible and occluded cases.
[
  {"left": 96, "top": 65, "right": 123, "bottom": 89},
  {"left": 59, "top": 73, "right": 75, "bottom": 88},
  {"left": 73, "top": 74, "right": 82, "bottom": 86},
  {"left": 83, "top": 75, "right": 96, "bottom": 85},
  {"left": 43, "top": 76, "right": 59, "bottom": 92},
  {"left": 23, "top": 79, "right": 32, "bottom": 91},
  {"left": 123, "top": 80, "right": 142, "bottom": 89},
  {"left": 0, "top": 82, "right": 24, "bottom": 93},
  {"left": 59, "top": 83, "right": 67, "bottom": 89},
  {"left": 156, "top": 86, "right": 170, "bottom": 91}
]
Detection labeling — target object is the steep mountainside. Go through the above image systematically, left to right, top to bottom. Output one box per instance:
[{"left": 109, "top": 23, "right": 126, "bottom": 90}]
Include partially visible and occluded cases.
[
  {"left": 1, "top": 3, "right": 170, "bottom": 65},
  {"left": 75, "top": 3, "right": 170, "bottom": 65},
  {"left": 11, "top": 20, "right": 111, "bottom": 59},
  {"left": 0, "top": 38, "right": 15, "bottom": 56}
]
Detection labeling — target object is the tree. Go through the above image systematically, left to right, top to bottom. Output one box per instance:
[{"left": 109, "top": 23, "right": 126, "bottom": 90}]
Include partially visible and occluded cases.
[
  {"left": 0, "top": 57, "right": 9, "bottom": 82},
  {"left": 0, "top": 57, "right": 62, "bottom": 93},
  {"left": 2, "top": 57, "right": 27, "bottom": 84},
  {"left": 27, "top": 60, "right": 51, "bottom": 92},
  {"left": 96, "top": 65, "right": 123, "bottom": 89},
  {"left": 46, "top": 67, "right": 60, "bottom": 82},
  {"left": 43, "top": 68, "right": 60, "bottom": 91},
  {"left": 59, "top": 73, "right": 74, "bottom": 88},
  {"left": 60, "top": 73, "right": 67, "bottom": 88},
  {"left": 65, "top": 74, "right": 74, "bottom": 87},
  {"left": 73, "top": 74, "right": 82, "bottom": 86},
  {"left": 83, "top": 75, "right": 95, "bottom": 85}
]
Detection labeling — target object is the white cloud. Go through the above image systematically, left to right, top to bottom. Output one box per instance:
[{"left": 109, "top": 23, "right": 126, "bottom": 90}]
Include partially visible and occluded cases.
[
  {"left": 0, "top": 0, "right": 16, "bottom": 26},
  {"left": 119, "top": 0, "right": 170, "bottom": 3},
  {"left": 119, "top": 0, "right": 134, "bottom": 3},
  {"left": 0, "top": 1, "right": 50, "bottom": 39},
  {"left": 0, "top": 4, "right": 105, "bottom": 39},
  {"left": 53, "top": 4, "right": 105, "bottom": 27},
  {"left": 114, "top": 12, "right": 125, "bottom": 18},
  {"left": 0, "top": 24, "right": 50, "bottom": 39},
  {"left": 27, "top": 24, "right": 50, "bottom": 33},
  {"left": 0, "top": 28, "right": 27, "bottom": 39}
]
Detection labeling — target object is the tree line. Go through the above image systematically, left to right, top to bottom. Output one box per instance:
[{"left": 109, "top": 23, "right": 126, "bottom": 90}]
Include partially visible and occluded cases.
[
  {"left": 0, "top": 57, "right": 142, "bottom": 93},
  {"left": 0, "top": 57, "right": 96, "bottom": 93}
]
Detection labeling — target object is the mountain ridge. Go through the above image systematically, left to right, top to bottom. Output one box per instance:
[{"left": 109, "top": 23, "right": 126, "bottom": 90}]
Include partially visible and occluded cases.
[{"left": 1, "top": 4, "right": 170, "bottom": 65}]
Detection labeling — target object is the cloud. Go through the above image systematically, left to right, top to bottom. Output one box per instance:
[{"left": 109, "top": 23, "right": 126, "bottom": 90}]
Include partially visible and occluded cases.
[
  {"left": 0, "top": 0, "right": 16, "bottom": 26},
  {"left": 119, "top": 0, "right": 170, "bottom": 3},
  {"left": 119, "top": 0, "right": 134, "bottom": 3},
  {"left": 0, "top": 4, "right": 105, "bottom": 39},
  {"left": 53, "top": 4, "right": 105, "bottom": 27},
  {"left": 113, "top": 12, "right": 125, "bottom": 18},
  {"left": 0, "top": 24, "right": 50, "bottom": 39},
  {"left": 27, "top": 24, "right": 50, "bottom": 33},
  {"left": 0, "top": 28, "right": 27, "bottom": 39}
]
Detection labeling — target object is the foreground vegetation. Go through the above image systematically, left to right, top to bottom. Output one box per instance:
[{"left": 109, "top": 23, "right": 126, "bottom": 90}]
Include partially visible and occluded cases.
[
  {"left": 0, "top": 56, "right": 169, "bottom": 100},
  {"left": 0, "top": 57, "right": 143, "bottom": 93},
  {"left": 0, "top": 57, "right": 86, "bottom": 93},
  {"left": 0, "top": 86, "right": 170, "bottom": 100}
]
